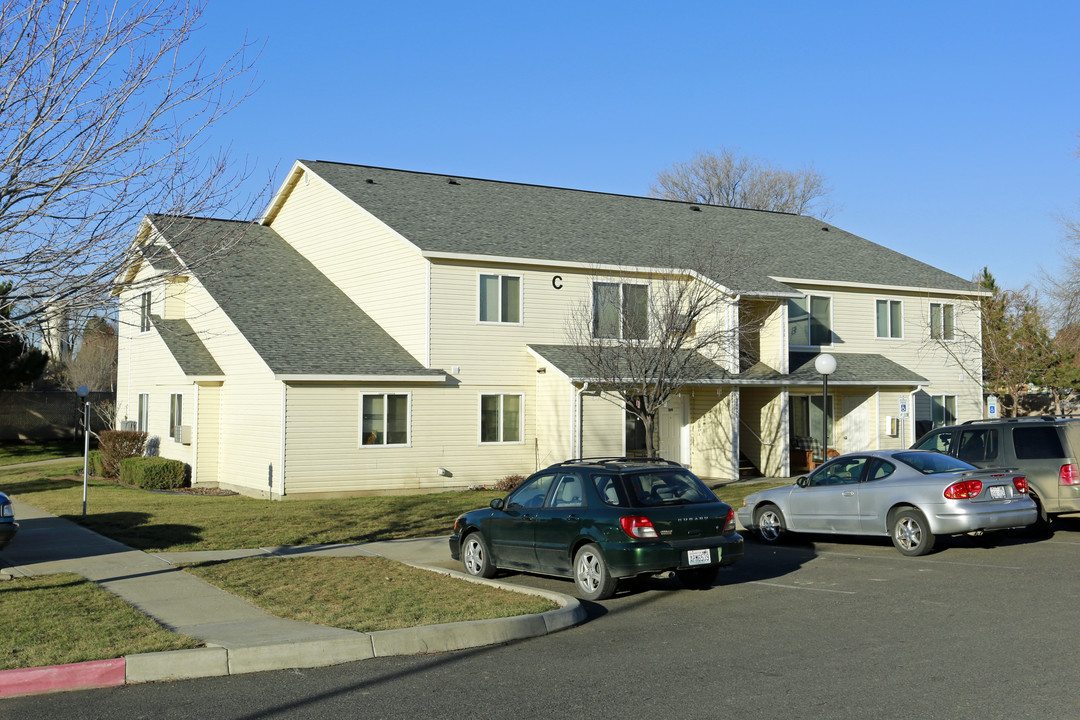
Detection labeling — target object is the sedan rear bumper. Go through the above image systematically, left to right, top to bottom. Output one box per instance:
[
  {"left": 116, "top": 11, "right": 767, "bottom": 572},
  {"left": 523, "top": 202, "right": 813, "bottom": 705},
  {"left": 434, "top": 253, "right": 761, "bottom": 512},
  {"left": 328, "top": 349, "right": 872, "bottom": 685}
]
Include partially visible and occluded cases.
[{"left": 929, "top": 501, "right": 1037, "bottom": 535}]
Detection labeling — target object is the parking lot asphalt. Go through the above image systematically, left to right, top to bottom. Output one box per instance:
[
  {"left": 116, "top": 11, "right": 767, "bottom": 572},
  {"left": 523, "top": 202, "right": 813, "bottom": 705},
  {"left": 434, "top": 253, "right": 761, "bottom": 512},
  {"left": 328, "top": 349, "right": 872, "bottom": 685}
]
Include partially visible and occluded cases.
[{"left": 8, "top": 517, "right": 1080, "bottom": 719}]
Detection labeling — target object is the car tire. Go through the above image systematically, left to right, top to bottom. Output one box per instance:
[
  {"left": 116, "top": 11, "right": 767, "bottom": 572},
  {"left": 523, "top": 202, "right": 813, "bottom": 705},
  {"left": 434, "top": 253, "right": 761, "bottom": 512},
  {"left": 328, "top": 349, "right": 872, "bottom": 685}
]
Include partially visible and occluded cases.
[
  {"left": 1029, "top": 493, "right": 1053, "bottom": 535},
  {"left": 754, "top": 505, "right": 787, "bottom": 544},
  {"left": 890, "top": 508, "right": 935, "bottom": 557},
  {"left": 461, "top": 532, "right": 496, "bottom": 578},
  {"left": 573, "top": 543, "right": 617, "bottom": 601},
  {"left": 676, "top": 566, "right": 718, "bottom": 589}
]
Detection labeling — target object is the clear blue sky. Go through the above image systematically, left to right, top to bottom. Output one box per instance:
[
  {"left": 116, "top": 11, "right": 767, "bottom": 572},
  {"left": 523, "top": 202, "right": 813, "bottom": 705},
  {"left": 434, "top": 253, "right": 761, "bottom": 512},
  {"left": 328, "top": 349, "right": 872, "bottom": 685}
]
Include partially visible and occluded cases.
[{"left": 196, "top": 1, "right": 1080, "bottom": 292}]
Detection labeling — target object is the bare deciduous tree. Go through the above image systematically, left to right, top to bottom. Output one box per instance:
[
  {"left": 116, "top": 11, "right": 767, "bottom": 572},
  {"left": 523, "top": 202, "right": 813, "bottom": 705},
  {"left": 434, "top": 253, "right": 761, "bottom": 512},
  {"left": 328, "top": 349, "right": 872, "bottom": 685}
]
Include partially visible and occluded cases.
[
  {"left": 0, "top": 0, "right": 262, "bottom": 336},
  {"left": 650, "top": 148, "right": 836, "bottom": 219},
  {"left": 565, "top": 256, "right": 753, "bottom": 457},
  {"left": 62, "top": 316, "right": 117, "bottom": 393}
]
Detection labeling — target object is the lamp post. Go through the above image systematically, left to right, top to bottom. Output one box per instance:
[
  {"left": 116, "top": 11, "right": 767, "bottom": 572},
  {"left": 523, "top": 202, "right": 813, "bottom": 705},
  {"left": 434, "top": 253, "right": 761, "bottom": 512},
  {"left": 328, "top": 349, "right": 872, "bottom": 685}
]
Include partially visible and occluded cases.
[
  {"left": 814, "top": 354, "right": 836, "bottom": 463},
  {"left": 76, "top": 385, "right": 90, "bottom": 516}
]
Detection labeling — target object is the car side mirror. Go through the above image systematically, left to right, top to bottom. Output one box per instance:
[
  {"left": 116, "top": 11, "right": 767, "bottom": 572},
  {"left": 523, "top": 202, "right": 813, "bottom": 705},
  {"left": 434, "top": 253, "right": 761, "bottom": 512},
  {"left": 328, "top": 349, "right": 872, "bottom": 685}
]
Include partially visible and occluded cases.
[
  {"left": 796, "top": 476, "right": 809, "bottom": 488},
  {"left": 490, "top": 498, "right": 505, "bottom": 510}
]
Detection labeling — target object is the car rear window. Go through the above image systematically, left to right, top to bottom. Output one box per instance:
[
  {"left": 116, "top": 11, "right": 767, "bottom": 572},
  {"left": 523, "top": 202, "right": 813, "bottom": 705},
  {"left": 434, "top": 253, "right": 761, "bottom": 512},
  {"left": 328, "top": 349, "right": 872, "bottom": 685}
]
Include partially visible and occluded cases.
[
  {"left": 1012, "top": 427, "right": 1066, "bottom": 459},
  {"left": 894, "top": 451, "right": 976, "bottom": 475},
  {"left": 623, "top": 470, "right": 718, "bottom": 507}
]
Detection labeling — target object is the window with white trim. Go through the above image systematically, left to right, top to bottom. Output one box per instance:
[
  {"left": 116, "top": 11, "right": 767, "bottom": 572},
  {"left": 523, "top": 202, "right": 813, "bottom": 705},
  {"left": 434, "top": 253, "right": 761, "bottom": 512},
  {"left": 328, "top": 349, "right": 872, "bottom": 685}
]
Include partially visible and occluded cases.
[
  {"left": 479, "top": 274, "right": 521, "bottom": 323},
  {"left": 593, "top": 282, "right": 648, "bottom": 340},
  {"left": 140, "top": 292, "right": 152, "bottom": 333},
  {"left": 788, "top": 295, "right": 831, "bottom": 346},
  {"left": 876, "top": 299, "right": 903, "bottom": 338},
  {"left": 930, "top": 302, "right": 955, "bottom": 340},
  {"left": 138, "top": 393, "right": 149, "bottom": 433},
  {"left": 169, "top": 393, "right": 183, "bottom": 441},
  {"left": 361, "top": 393, "right": 410, "bottom": 446},
  {"left": 480, "top": 393, "right": 522, "bottom": 444},
  {"left": 931, "top": 394, "right": 957, "bottom": 429}
]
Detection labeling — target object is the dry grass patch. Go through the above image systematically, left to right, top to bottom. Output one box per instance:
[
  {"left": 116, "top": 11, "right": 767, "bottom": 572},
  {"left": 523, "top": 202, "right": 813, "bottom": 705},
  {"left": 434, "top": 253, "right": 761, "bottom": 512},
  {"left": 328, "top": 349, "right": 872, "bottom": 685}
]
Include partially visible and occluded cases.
[
  {"left": 182, "top": 556, "right": 557, "bottom": 632},
  {"left": 1, "top": 573, "right": 201, "bottom": 671}
]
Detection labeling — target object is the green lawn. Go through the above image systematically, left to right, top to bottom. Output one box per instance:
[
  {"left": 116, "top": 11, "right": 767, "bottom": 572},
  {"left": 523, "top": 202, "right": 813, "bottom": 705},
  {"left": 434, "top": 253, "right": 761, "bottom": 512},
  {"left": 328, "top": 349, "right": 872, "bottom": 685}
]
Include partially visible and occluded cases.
[
  {"left": 0, "top": 439, "right": 84, "bottom": 466},
  {"left": 1, "top": 573, "right": 202, "bottom": 671}
]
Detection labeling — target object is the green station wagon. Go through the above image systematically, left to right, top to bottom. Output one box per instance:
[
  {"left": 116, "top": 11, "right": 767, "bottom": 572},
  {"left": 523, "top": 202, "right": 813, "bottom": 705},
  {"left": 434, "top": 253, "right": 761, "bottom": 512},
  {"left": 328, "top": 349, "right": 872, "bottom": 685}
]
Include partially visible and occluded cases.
[{"left": 449, "top": 458, "right": 744, "bottom": 600}]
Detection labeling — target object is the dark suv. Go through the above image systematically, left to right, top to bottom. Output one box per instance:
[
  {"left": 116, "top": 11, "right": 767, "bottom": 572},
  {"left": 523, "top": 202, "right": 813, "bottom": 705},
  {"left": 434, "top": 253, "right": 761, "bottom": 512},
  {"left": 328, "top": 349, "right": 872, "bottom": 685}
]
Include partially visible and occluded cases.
[
  {"left": 912, "top": 417, "right": 1080, "bottom": 523},
  {"left": 449, "top": 457, "right": 744, "bottom": 600}
]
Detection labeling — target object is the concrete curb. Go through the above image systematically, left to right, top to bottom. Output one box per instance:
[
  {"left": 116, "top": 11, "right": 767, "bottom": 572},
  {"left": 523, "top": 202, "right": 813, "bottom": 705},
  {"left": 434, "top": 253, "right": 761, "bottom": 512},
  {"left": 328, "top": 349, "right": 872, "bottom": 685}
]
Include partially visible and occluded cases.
[{"left": 0, "top": 556, "right": 586, "bottom": 698}]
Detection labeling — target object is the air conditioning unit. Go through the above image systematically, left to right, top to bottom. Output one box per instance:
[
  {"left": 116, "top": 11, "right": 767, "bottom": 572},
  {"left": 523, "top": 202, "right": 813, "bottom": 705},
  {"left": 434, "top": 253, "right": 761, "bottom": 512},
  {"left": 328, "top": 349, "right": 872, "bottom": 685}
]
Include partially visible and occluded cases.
[
  {"left": 885, "top": 416, "right": 900, "bottom": 437},
  {"left": 120, "top": 420, "right": 137, "bottom": 431},
  {"left": 179, "top": 425, "right": 193, "bottom": 445}
]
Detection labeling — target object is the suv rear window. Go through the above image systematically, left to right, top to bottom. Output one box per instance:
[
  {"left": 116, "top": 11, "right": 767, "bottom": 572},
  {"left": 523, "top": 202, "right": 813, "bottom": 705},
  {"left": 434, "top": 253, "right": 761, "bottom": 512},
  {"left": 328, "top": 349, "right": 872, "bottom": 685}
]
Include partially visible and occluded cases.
[{"left": 1012, "top": 427, "right": 1066, "bottom": 459}]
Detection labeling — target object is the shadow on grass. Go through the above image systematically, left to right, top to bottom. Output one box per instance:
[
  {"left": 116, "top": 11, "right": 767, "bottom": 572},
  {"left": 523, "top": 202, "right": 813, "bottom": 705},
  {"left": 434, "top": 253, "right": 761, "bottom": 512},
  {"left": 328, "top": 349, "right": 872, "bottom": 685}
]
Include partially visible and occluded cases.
[{"left": 72, "top": 511, "right": 204, "bottom": 550}]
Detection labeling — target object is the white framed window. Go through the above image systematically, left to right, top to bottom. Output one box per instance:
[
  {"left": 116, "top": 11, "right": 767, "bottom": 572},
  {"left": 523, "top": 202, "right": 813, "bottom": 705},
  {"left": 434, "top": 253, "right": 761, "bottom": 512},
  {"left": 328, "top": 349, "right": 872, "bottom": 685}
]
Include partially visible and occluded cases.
[
  {"left": 479, "top": 273, "right": 522, "bottom": 324},
  {"left": 593, "top": 282, "right": 648, "bottom": 340},
  {"left": 140, "top": 292, "right": 152, "bottom": 333},
  {"left": 788, "top": 294, "right": 832, "bottom": 346},
  {"left": 876, "top": 299, "right": 903, "bottom": 339},
  {"left": 930, "top": 302, "right": 955, "bottom": 340},
  {"left": 360, "top": 392, "right": 410, "bottom": 447},
  {"left": 137, "top": 393, "right": 149, "bottom": 433},
  {"left": 169, "top": 393, "right": 183, "bottom": 441},
  {"left": 480, "top": 393, "right": 523, "bottom": 444},
  {"left": 931, "top": 394, "right": 957, "bottom": 428}
]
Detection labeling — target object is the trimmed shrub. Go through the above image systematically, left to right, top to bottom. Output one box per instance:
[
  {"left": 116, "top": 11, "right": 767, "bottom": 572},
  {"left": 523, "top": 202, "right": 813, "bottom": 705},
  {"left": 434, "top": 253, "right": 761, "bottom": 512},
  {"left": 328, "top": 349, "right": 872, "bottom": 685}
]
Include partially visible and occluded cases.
[
  {"left": 98, "top": 430, "right": 147, "bottom": 478},
  {"left": 88, "top": 449, "right": 105, "bottom": 477},
  {"left": 119, "top": 456, "right": 187, "bottom": 490},
  {"left": 494, "top": 474, "right": 525, "bottom": 492}
]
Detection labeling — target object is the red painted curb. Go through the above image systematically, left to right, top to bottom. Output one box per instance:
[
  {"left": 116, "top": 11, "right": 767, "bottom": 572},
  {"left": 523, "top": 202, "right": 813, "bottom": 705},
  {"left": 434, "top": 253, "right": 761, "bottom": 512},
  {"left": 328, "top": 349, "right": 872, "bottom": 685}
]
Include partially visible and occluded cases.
[{"left": 0, "top": 658, "right": 126, "bottom": 698}]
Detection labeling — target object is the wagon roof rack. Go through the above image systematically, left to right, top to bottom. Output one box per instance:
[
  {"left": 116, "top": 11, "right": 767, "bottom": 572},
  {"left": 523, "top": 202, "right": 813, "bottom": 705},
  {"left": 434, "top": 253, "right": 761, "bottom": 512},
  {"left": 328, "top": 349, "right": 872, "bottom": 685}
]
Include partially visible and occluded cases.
[{"left": 550, "top": 456, "right": 684, "bottom": 469}]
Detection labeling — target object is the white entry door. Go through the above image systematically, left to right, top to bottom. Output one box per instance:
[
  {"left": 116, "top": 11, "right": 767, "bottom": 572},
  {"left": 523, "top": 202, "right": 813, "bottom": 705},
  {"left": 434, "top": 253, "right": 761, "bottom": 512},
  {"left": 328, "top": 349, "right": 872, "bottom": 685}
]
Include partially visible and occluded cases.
[
  {"left": 658, "top": 395, "right": 688, "bottom": 464},
  {"left": 841, "top": 395, "right": 871, "bottom": 452}
]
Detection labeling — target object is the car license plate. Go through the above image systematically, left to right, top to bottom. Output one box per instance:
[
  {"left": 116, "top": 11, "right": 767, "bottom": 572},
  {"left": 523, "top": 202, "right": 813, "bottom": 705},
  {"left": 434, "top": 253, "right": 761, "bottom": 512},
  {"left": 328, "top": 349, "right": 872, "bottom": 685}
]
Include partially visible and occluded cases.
[
  {"left": 989, "top": 485, "right": 1006, "bottom": 499},
  {"left": 687, "top": 548, "right": 711, "bottom": 566}
]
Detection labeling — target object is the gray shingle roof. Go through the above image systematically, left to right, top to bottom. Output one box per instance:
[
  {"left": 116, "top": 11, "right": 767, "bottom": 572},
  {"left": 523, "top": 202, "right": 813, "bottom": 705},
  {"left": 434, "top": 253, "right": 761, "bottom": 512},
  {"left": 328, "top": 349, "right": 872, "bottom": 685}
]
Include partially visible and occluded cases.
[
  {"left": 302, "top": 161, "right": 977, "bottom": 296},
  {"left": 150, "top": 217, "right": 443, "bottom": 378},
  {"left": 149, "top": 316, "right": 223, "bottom": 377},
  {"left": 529, "top": 344, "right": 733, "bottom": 383},
  {"left": 740, "top": 352, "right": 928, "bottom": 386}
]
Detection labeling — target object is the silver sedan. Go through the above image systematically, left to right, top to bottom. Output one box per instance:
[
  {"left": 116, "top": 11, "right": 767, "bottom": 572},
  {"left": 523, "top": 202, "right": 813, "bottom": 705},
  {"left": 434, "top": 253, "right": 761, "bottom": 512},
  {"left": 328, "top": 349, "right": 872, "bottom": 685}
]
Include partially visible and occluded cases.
[{"left": 737, "top": 450, "right": 1037, "bottom": 556}]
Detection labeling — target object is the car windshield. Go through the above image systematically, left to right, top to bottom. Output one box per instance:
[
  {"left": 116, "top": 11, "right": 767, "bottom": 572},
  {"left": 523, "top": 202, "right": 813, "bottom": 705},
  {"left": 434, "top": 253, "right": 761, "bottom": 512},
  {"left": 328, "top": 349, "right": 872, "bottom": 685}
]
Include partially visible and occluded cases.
[
  {"left": 894, "top": 451, "right": 976, "bottom": 475},
  {"left": 624, "top": 470, "right": 718, "bottom": 506}
]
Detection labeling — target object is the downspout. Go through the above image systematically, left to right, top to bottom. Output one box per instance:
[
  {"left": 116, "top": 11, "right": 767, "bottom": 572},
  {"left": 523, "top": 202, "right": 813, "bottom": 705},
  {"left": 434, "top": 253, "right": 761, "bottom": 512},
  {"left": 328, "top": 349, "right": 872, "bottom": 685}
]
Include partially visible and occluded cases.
[{"left": 575, "top": 382, "right": 590, "bottom": 458}]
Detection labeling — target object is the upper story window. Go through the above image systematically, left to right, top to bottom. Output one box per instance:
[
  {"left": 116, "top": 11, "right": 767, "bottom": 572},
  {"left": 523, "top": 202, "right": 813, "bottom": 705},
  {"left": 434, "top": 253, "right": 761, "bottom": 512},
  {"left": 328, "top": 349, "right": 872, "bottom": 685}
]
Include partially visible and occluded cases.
[
  {"left": 479, "top": 274, "right": 521, "bottom": 324},
  {"left": 593, "top": 282, "right": 648, "bottom": 340},
  {"left": 140, "top": 292, "right": 152, "bottom": 333},
  {"left": 788, "top": 295, "right": 831, "bottom": 346},
  {"left": 876, "top": 299, "right": 903, "bottom": 338},
  {"left": 930, "top": 302, "right": 955, "bottom": 340},
  {"left": 361, "top": 393, "right": 410, "bottom": 447}
]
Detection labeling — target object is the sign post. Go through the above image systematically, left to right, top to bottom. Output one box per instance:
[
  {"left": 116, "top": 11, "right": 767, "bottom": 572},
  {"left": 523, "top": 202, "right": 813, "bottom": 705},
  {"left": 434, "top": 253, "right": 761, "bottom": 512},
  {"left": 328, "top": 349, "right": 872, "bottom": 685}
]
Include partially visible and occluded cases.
[{"left": 898, "top": 396, "right": 910, "bottom": 448}]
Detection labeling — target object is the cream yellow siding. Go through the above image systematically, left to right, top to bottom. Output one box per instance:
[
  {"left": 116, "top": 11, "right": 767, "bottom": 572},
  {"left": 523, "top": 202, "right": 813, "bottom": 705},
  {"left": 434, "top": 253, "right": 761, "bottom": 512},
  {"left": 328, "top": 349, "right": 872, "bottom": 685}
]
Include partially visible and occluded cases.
[
  {"left": 267, "top": 167, "right": 429, "bottom": 363},
  {"left": 535, "top": 366, "right": 572, "bottom": 467},
  {"left": 195, "top": 382, "right": 221, "bottom": 485},
  {"left": 282, "top": 382, "right": 538, "bottom": 495},
  {"left": 740, "top": 387, "right": 787, "bottom": 476},
  {"left": 689, "top": 388, "right": 736, "bottom": 480},
  {"left": 581, "top": 392, "right": 624, "bottom": 457}
]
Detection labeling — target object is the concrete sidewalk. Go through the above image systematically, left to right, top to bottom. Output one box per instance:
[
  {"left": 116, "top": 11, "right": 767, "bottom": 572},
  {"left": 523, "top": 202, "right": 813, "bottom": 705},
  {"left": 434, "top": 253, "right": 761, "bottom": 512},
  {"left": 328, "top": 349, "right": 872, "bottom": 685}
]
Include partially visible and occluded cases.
[{"left": 0, "top": 499, "right": 584, "bottom": 697}]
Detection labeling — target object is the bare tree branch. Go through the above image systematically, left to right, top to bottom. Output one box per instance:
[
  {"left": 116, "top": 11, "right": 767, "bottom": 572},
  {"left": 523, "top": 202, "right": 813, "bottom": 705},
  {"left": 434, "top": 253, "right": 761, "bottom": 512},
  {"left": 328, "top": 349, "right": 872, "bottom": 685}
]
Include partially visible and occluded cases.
[{"left": 0, "top": 0, "right": 264, "bottom": 336}]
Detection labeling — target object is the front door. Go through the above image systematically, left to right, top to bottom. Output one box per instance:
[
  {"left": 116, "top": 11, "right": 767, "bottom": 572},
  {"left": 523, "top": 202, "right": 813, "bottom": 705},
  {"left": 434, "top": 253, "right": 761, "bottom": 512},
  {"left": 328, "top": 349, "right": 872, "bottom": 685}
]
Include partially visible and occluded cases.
[
  {"left": 658, "top": 395, "right": 687, "bottom": 464},
  {"left": 841, "top": 395, "right": 871, "bottom": 453}
]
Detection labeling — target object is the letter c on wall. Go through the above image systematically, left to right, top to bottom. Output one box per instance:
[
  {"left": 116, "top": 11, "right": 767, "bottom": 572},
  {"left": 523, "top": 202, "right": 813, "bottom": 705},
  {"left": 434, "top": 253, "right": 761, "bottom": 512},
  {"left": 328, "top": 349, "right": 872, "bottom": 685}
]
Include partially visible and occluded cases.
[{"left": 552, "top": 275, "right": 562, "bottom": 289}]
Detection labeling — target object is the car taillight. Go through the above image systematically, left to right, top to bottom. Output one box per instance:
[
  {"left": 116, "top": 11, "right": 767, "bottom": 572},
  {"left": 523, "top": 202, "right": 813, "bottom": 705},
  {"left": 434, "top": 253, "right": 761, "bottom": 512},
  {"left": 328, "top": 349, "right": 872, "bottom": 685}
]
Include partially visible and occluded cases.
[
  {"left": 1060, "top": 464, "right": 1080, "bottom": 486},
  {"left": 1012, "top": 476, "right": 1028, "bottom": 494},
  {"left": 944, "top": 480, "right": 983, "bottom": 499},
  {"left": 723, "top": 508, "right": 736, "bottom": 534},
  {"left": 620, "top": 516, "right": 659, "bottom": 539}
]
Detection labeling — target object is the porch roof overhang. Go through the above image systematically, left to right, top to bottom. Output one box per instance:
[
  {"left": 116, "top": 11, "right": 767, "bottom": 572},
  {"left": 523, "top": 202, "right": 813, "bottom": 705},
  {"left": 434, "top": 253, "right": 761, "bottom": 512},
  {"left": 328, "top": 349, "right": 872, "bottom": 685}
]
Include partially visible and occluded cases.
[
  {"left": 150, "top": 316, "right": 225, "bottom": 378},
  {"left": 527, "top": 344, "right": 733, "bottom": 385},
  {"left": 739, "top": 352, "right": 929, "bottom": 387}
]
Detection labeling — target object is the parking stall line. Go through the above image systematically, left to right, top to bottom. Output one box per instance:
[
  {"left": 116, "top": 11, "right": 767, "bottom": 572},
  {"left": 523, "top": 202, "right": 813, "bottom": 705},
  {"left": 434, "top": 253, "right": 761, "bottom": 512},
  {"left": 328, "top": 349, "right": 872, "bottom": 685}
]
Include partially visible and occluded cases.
[{"left": 750, "top": 581, "right": 857, "bottom": 595}]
